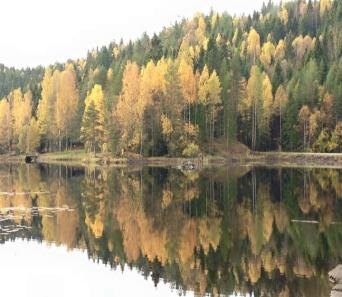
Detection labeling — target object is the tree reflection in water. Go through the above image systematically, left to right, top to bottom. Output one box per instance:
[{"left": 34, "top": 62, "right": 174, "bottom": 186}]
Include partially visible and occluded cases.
[{"left": 0, "top": 163, "right": 340, "bottom": 297}]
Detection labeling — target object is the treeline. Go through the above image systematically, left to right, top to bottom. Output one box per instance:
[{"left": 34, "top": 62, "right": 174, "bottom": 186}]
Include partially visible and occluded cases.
[{"left": 0, "top": 0, "right": 342, "bottom": 155}]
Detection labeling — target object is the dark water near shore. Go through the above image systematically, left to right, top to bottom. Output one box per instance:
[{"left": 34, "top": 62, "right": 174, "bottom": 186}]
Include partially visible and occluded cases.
[{"left": 0, "top": 163, "right": 341, "bottom": 296}]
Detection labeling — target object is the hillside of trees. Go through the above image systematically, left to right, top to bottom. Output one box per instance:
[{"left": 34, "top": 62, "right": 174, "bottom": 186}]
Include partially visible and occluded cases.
[{"left": 0, "top": 0, "right": 341, "bottom": 156}]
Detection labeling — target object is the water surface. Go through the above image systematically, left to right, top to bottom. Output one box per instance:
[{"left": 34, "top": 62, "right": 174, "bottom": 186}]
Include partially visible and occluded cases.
[{"left": 0, "top": 164, "right": 341, "bottom": 296}]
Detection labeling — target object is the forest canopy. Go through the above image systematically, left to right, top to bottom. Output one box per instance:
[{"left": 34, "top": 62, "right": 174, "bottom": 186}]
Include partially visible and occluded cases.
[{"left": 0, "top": 0, "right": 341, "bottom": 155}]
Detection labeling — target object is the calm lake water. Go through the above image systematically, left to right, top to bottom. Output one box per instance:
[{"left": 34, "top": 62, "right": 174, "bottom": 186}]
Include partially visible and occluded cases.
[{"left": 0, "top": 163, "right": 341, "bottom": 297}]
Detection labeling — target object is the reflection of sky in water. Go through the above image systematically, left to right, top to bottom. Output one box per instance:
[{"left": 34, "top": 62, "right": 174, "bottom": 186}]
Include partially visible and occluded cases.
[{"left": 0, "top": 239, "right": 194, "bottom": 297}]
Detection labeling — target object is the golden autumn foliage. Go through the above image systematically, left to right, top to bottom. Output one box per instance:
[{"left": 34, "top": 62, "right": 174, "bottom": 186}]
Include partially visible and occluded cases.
[
  {"left": 0, "top": 0, "right": 341, "bottom": 157},
  {"left": 320, "top": 0, "right": 332, "bottom": 16},
  {"left": 278, "top": 6, "right": 289, "bottom": 24},
  {"left": 247, "top": 28, "right": 261, "bottom": 64},
  {"left": 292, "top": 35, "right": 315, "bottom": 63},
  {"left": 260, "top": 39, "right": 276, "bottom": 69},
  {"left": 275, "top": 39, "right": 286, "bottom": 61},
  {"left": 178, "top": 59, "right": 197, "bottom": 107},
  {"left": 115, "top": 61, "right": 141, "bottom": 151},
  {"left": 56, "top": 64, "right": 79, "bottom": 148},
  {"left": 198, "top": 65, "right": 210, "bottom": 104},
  {"left": 37, "top": 68, "right": 54, "bottom": 137},
  {"left": 262, "top": 73, "right": 274, "bottom": 131},
  {"left": 81, "top": 84, "right": 107, "bottom": 153},
  {"left": 10, "top": 89, "right": 32, "bottom": 143},
  {"left": 0, "top": 99, "right": 12, "bottom": 151},
  {"left": 161, "top": 114, "right": 173, "bottom": 137},
  {"left": 18, "top": 118, "right": 40, "bottom": 153}
]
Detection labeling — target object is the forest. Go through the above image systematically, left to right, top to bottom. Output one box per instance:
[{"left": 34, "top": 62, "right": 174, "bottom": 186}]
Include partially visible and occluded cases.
[{"left": 0, "top": 0, "right": 341, "bottom": 156}]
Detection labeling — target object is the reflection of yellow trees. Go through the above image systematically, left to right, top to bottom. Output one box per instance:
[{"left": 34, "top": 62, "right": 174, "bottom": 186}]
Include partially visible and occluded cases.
[
  {"left": 0, "top": 165, "right": 340, "bottom": 297},
  {"left": 0, "top": 165, "right": 78, "bottom": 249},
  {"left": 0, "top": 165, "right": 44, "bottom": 224},
  {"left": 56, "top": 167, "right": 342, "bottom": 296},
  {"left": 82, "top": 169, "right": 106, "bottom": 239},
  {"left": 113, "top": 169, "right": 223, "bottom": 281},
  {"left": 296, "top": 170, "right": 339, "bottom": 228},
  {"left": 331, "top": 170, "right": 342, "bottom": 198},
  {"left": 182, "top": 171, "right": 200, "bottom": 202},
  {"left": 114, "top": 172, "right": 142, "bottom": 262},
  {"left": 39, "top": 181, "right": 78, "bottom": 248},
  {"left": 239, "top": 184, "right": 275, "bottom": 255},
  {"left": 55, "top": 188, "right": 78, "bottom": 248},
  {"left": 115, "top": 188, "right": 169, "bottom": 263},
  {"left": 162, "top": 189, "right": 173, "bottom": 209},
  {"left": 11, "top": 193, "right": 32, "bottom": 224},
  {"left": 298, "top": 194, "right": 311, "bottom": 214},
  {"left": 0, "top": 195, "right": 10, "bottom": 209},
  {"left": 261, "top": 195, "right": 274, "bottom": 243},
  {"left": 114, "top": 197, "right": 141, "bottom": 263},
  {"left": 274, "top": 204, "right": 289, "bottom": 233},
  {"left": 139, "top": 211, "right": 168, "bottom": 264},
  {"left": 85, "top": 212, "right": 104, "bottom": 239},
  {"left": 120, "top": 216, "right": 141, "bottom": 262},
  {"left": 198, "top": 217, "right": 221, "bottom": 253},
  {"left": 179, "top": 221, "right": 197, "bottom": 265},
  {"left": 277, "top": 245, "right": 287, "bottom": 275},
  {"left": 261, "top": 249, "right": 277, "bottom": 273},
  {"left": 293, "top": 255, "right": 315, "bottom": 277},
  {"left": 247, "top": 256, "right": 262, "bottom": 284},
  {"left": 197, "top": 270, "right": 207, "bottom": 297},
  {"left": 279, "top": 286, "right": 289, "bottom": 297}
]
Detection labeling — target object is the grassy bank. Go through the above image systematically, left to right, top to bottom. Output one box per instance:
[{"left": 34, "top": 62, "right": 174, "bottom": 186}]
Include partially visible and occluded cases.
[
  {"left": 1, "top": 149, "right": 342, "bottom": 168},
  {"left": 34, "top": 150, "right": 217, "bottom": 168},
  {"left": 246, "top": 151, "right": 342, "bottom": 168}
]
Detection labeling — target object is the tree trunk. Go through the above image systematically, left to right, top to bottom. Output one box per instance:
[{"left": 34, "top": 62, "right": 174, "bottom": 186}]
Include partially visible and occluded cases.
[
  {"left": 252, "top": 98, "right": 257, "bottom": 150},
  {"left": 188, "top": 103, "right": 191, "bottom": 126},
  {"left": 195, "top": 104, "right": 197, "bottom": 126},
  {"left": 279, "top": 105, "right": 282, "bottom": 151},
  {"left": 151, "top": 110, "right": 154, "bottom": 157},
  {"left": 226, "top": 110, "right": 230, "bottom": 152},
  {"left": 140, "top": 120, "right": 143, "bottom": 156},
  {"left": 93, "top": 121, "right": 96, "bottom": 157},
  {"left": 303, "top": 121, "right": 306, "bottom": 151},
  {"left": 58, "top": 129, "right": 61, "bottom": 151},
  {"left": 65, "top": 129, "right": 68, "bottom": 151}
]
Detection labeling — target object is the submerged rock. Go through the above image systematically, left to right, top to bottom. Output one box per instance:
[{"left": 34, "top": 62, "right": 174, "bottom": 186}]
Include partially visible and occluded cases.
[
  {"left": 25, "top": 154, "right": 39, "bottom": 164},
  {"left": 182, "top": 160, "right": 198, "bottom": 171},
  {"left": 330, "top": 265, "right": 342, "bottom": 297},
  {"left": 330, "top": 265, "right": 342, "bottom": 285},
  {"left": 331, "top": 284, "right": 342, "bottom": 297}
]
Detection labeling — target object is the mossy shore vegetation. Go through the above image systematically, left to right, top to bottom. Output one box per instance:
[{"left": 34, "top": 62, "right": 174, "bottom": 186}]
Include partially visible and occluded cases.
[{"left": 2, "top": 148, "right": 342, "bottom": 169}]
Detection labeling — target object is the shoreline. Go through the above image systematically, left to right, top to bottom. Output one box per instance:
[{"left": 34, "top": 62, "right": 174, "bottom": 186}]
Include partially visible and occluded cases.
[
  {"left": 1, "top": 150, "right": 342, "bottom": 169},
  {"left": 244, "top": 151, "right": 342, "bottom": 169}
]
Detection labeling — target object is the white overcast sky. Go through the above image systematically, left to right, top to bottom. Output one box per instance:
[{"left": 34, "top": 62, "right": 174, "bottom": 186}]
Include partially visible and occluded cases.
[{"left": 0, "top": 0, "right": 278, "bottom": 69}]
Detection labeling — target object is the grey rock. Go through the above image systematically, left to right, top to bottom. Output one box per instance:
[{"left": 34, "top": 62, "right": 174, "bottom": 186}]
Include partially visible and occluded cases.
[
  {"left": 329, "top": 265, "right": 342, "bottom": 284},
  {"left": 331, "top": 284, "right": 342, "bottom": 297}
]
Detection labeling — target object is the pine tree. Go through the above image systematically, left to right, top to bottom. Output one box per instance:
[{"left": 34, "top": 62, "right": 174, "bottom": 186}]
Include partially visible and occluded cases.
[
  {"left": 247, "top": 65, "right": 263, "bottom": 150},
  {"left": 207, "top": 70, "right": 222, "bottom": 150},
  {"left": 81, "top": 84, "right": 107, "bottom": 154},
  {"left": 273, "top": 85, "right": 288, "bottom": 150},
  {"left": 81, "top": 101, "right": 97, "bottom": 155}
]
